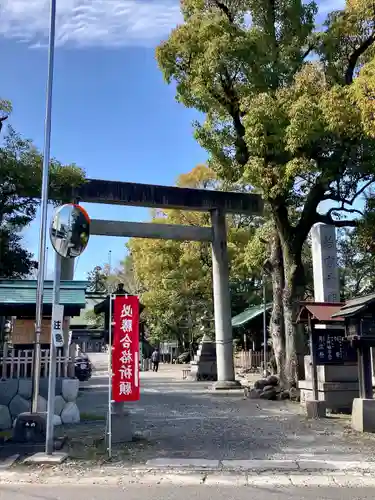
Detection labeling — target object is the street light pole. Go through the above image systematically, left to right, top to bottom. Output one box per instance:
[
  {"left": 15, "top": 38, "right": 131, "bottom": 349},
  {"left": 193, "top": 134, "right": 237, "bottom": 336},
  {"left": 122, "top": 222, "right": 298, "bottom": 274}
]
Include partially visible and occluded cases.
[{"left": 32, "top": 0, "right": 57, "bottom": 413}]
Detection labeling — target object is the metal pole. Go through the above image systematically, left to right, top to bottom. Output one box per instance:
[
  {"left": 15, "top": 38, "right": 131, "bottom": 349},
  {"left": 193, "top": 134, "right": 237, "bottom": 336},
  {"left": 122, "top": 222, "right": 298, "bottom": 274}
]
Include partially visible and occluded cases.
[
  {"left": 32, "top": 0, "right": 57, "bottom": 413},
  {"left": 45, "top": 247, "right": 49, "bottom": 280},
  {"left": 107, "top": 250, "right": 112, "bottom": 295},
  {"left": 45, "top": 252, "right": 61, "bottom": 454},
  {"left": 263, "top": 275, "right": 267, "bottom": 376},
  {"left": 107, "top": 294, "right": 113, "bottom": 458},
  {"left": 308, "top": 316, "right": 319, "bottom": 401},
  {"left": 140, "top": 328, "right": 144, "bottom": 371}
]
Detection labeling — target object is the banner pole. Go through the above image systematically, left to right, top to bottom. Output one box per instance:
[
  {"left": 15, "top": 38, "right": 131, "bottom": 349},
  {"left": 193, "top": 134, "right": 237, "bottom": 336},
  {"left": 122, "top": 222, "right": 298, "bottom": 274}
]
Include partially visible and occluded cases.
[{"left": 107, "top": 293, "right": 114, "bottom": 459}]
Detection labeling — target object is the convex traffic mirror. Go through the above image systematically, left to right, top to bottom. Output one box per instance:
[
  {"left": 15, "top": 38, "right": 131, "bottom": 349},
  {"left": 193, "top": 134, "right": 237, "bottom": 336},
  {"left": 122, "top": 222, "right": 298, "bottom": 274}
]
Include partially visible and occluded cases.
[{"left": 50, "top": 204, "right": 90, "bottom": 259}]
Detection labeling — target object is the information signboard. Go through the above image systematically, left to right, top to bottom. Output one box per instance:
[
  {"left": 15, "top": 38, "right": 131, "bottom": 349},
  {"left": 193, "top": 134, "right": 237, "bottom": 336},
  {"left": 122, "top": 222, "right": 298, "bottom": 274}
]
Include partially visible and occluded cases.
[
  {"left": 51, "top": 303, "right": 65, "bottom": 348},
  {"left": 313, "top": 328, "right": 357, "bottom": 365}
]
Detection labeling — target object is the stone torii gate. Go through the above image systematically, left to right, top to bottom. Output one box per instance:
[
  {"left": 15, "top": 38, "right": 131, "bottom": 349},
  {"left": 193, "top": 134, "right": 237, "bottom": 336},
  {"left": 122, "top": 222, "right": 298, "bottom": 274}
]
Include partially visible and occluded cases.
[{"left": 62, "top": 179, "right": 263, "bottom": 389}]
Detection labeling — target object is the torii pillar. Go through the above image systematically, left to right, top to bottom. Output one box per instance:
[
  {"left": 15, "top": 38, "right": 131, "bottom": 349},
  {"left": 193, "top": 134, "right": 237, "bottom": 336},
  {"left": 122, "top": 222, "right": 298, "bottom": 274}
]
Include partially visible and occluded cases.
[{"left": 211, "top": 209, "right": 240, "bottom": 389}]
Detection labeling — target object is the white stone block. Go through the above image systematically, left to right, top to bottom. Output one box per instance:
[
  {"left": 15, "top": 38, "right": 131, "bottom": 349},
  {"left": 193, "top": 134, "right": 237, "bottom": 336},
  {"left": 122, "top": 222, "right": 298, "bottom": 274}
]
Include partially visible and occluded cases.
[
  {"left": 304, "top": 356, "right": 358, "bottom": 383},
  {"left": 62, "top": 379, "right": 79, "bottom": 402},
  {"left": 0, "top": 380, "right": 19, "bottom": 406},
  {"left": 18, "top": 380, "right": 32, "bottom": 400},
  {"left": 9, "top": 394, "right": 31, "bottom": 418},
  {"left": 36, "top": 395, "right": 47, "bottom": 413},
  {"left": 54, "top": 395, "right": 65, "bottom": 415},
  {"left": 352, "top": 398, "right": 375, "bottom": 433},
  {"left": 61, "top": 402, "right": 80, "bottom": 424},
  {"left": 0, "top": 405, "right": 12, "bottom": 430},
  {"left": 53, "top": 415, "right": 62, "bottom": 426}
]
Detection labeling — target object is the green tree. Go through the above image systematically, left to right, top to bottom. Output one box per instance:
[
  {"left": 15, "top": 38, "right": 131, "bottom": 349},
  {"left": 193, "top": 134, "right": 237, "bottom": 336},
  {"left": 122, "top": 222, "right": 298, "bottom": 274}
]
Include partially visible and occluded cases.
[
  {"left": 156, "top": 0, "right": 375, "bottom": 385},
  {"left": 0, "top": 99, "right": 11, "bottom": 134},
  {"left": 0, "top": 111, "right": 85, "bottom": 277},
  {"left": 338, "top": 226, "right": 375, "bottom": 299},
  {"left": 0, "top": 230, "right": 37, "bottom": 279},
  {"left": 103, "top": 254, "right": 142, "bottom": 295},
  {"left": 87, "top": 266, "right": 108, "bottom": 293}
]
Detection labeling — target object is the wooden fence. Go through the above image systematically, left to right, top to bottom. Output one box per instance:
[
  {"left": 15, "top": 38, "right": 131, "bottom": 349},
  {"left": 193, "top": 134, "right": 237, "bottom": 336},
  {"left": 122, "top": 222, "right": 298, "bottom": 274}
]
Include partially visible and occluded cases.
[
  {"left": 0, "top": 346, "right": 72, "bottom": 380},
  {"left": 234, "top": 350, "right": 265, "bottom": 372}
]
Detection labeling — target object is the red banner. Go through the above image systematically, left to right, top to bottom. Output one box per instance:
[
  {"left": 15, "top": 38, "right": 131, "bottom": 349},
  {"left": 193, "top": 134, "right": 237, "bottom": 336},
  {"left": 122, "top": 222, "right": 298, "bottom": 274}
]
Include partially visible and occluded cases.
[{"left": 112, "top": 295, "right": 140, "bottom": 402}]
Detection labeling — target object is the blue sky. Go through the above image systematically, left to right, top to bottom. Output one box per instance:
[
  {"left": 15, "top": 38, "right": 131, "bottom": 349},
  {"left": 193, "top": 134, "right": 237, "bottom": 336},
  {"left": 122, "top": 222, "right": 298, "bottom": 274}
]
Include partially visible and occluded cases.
[{"left": 0, "top": 0, "right": 344, "bottom": 280}]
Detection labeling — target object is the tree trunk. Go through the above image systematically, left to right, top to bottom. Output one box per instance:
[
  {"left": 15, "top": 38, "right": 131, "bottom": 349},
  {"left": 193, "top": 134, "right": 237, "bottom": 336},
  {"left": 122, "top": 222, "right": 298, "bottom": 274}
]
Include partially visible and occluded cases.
[
  {"left": 268, "top": 233, "right": 286, "bottom": 386},
  {"left": 282, "top": 247, "right": 306, "bottom": 388}
]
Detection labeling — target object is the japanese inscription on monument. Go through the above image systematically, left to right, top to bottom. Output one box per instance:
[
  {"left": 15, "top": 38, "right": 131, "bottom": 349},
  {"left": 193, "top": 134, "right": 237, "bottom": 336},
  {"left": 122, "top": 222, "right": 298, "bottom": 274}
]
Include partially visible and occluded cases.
[{"left": 311, "top": 223, "right": 340, "bottom": 303}]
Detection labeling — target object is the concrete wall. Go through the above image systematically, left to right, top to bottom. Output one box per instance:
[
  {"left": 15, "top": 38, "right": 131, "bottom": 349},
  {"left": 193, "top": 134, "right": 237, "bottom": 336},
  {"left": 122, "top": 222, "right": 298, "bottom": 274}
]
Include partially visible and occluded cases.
[{"left": 0, "top": 378, "right": 80, "bottom": 430}]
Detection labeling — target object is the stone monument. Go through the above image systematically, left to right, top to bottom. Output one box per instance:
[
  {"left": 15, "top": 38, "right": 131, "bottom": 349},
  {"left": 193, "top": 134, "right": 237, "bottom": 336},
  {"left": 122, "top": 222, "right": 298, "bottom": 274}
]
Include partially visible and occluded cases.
[
  {"left": 298, "top": 223, "right": 359, "bottom": 413},
  {"left": 311, "top": 223, "right": 340, "bottom": 303},
  {"left": 188, "top": 334, "right": 217, "bottom": 381}
]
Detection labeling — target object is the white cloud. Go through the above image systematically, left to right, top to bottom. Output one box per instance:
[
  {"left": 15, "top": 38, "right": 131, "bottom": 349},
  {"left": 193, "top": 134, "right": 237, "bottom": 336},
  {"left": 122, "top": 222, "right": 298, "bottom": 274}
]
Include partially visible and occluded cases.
[
  {"left": 0, "top": 0, "right": 182, "bottom": 48},
  {"left": 0, "top": 0, "right": 347, "bottom": 49}
]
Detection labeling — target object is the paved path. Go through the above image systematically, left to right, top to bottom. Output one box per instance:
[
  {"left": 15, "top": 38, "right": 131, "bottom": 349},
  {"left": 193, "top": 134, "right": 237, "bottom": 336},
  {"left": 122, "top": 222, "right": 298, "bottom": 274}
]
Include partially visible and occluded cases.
[{"left": 77, "top": 364, "right": 375, "bottom": 464}]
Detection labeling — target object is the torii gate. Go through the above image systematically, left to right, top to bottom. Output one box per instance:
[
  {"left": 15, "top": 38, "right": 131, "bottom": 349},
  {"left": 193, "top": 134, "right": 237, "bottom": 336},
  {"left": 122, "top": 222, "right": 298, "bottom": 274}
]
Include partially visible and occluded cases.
[{"left": 60, "top": 178, "right": 263, "bottom": 389}]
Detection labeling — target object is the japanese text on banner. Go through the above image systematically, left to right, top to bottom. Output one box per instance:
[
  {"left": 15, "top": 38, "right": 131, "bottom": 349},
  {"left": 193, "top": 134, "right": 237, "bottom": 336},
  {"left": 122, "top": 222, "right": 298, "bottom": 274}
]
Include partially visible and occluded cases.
[{"left": 112, "top": 295, "right": 140, "bottom": 402}]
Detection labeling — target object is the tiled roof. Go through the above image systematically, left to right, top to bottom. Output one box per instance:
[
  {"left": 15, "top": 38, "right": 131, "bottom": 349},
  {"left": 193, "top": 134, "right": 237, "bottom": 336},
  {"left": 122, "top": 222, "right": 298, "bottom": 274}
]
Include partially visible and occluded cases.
[
  {"left": 0, "top": 280, "right": 88, "bottom": 307},
  {"left": 331, "top": 293, "right": 375, "bottom": 318},
  {"left": 298, "top": 302, "right": 344, "bottom": 323},
  {"left": 232, "top": 303, "right": 273, "bottom": 328}
]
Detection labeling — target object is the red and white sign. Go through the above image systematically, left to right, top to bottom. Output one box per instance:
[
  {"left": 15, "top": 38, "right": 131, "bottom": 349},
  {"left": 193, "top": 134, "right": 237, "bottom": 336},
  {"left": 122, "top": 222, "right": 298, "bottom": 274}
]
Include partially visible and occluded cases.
[{"left": 112, "top": 295, "right": 140, "bottom": 402}]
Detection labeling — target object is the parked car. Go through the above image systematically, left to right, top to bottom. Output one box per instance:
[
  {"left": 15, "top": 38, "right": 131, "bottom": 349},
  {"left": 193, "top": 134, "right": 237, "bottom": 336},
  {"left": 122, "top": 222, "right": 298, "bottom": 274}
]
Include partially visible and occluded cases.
[{"left": 75, "top": 352, "right": 92, "bottom": 381}]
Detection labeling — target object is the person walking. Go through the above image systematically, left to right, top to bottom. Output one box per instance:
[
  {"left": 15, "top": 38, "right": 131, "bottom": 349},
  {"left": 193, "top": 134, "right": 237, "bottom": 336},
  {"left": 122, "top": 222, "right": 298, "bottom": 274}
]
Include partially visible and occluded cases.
[{"left": 151, "top": 348, "right": 160, "bottom": 372}]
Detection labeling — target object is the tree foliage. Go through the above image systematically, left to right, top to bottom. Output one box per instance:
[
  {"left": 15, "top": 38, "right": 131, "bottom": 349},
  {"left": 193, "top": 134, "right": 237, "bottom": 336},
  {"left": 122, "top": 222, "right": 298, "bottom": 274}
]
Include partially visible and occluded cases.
[
  {"left": 156, "top": 0, "right": 375, "bottom": 384},
  {"left": 0, "top": 101, "right": 85, "bottom": 278},
  {"left": 128, "top": 165, "right": 261, "bottom": 346},
  {"left": 338, "top": 228, "right": 375, "bottom": 299},
  {"left": 0, "top": 229, "right": 37, "bottom": 279},
  {"left": 86, "top": 266, "right": 108, "bottom": 293}
]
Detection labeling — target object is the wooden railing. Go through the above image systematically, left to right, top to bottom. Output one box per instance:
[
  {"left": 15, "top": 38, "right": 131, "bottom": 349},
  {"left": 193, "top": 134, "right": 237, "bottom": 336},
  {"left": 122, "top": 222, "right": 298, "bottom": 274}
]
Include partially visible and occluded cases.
[
  {"left": 0, "top": 346, "right": 72, "bottom": 379},
  {"left": 234, "top": 350, "right": 265, "bottom": 372}
]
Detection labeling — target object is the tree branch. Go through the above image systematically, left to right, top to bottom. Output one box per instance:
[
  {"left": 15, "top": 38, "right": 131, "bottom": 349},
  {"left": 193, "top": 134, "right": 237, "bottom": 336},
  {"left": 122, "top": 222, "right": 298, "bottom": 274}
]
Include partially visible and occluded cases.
[
  {"left": 210, "top": 0, "right": 235, "bottom": 23},
  {"left": 345, "top": 34, "right": 375, "bottom": 85},
  {"left": 302, "top": 45, "right": 314, "bottom": 60},
  {"left": 214, "top": 69, "right": 249, "bottom": 167},
  {"left": 0, "top": 115, "right": 8, "bottom": 134},
  {"left": 323, "top": 178, "right": 373, "bottom": 206},
  {"left": 294, "top": 179, "right": 326, "bottom": 248},
  {"left": 271, "top": 200, "right": 294, "bottom": 247},
  {"left": 327, "top": 206, "right": 364, "bottom": 217},
  {"left": 316, "top": 213, "right": 359, "bottom": 228}
]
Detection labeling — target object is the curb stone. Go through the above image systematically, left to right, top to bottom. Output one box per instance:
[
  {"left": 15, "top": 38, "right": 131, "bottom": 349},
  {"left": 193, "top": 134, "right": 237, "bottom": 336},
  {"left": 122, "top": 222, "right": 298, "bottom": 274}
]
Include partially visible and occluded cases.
[
  {"left": 2, "top": 457, "right": 375, "bottom": 473},
  {"left": 144, "top": 458, "right": 375, "bottom": 472},
  {"left": 0, "top": 470, "right": 375, "bottom": 487}
]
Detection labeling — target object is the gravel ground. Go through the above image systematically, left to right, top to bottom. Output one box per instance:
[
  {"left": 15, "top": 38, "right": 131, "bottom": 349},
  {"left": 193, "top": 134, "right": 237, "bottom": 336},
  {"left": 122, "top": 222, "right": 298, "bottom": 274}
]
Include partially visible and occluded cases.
[{"left": 73, "top": 364, "right": 375, "bottom": 464}]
